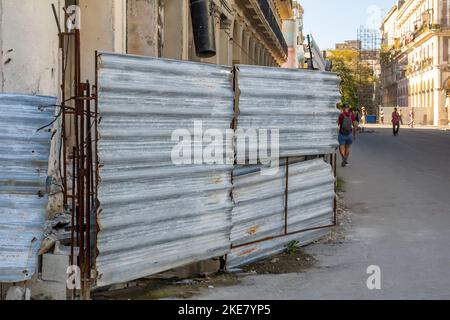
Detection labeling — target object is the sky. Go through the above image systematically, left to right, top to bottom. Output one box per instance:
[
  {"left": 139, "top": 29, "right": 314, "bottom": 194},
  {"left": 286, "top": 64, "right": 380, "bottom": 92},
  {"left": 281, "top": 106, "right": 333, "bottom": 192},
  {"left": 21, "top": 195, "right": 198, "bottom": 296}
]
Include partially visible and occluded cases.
[{"left": 300, "top": 0, "right": 395, "bottom": 50}]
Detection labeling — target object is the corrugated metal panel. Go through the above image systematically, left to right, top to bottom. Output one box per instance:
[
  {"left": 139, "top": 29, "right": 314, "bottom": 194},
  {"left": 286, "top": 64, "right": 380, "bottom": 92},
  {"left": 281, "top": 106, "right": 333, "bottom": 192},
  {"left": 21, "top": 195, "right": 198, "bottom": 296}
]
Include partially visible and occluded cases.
[
  {"left": 95, "top": 52, "right": 235, "bottom": 287},
  {"left": 236, "top": 65, "right": 340, "bottom": 157},
  {"left": 0, "top": 93, "right": 56, "bottom": 282},
  {"left": 228, "top": 159, "right": 335, "bottom": 268},
  {"left": 286, "top": 159, "right": 335, "bottom": 233},
  {"left": 231, "top": 163, "right": 286, "bottom": 247},
  {"left": 228, "top": 229, "right": 329, "bottom": 269}
]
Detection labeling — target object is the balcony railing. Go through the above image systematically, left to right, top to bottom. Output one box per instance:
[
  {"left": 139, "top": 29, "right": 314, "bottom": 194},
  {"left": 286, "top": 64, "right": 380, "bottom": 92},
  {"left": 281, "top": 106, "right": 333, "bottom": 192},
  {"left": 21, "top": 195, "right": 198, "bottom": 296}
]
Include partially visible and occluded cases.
[{"left": 256, "top": 0, "right": 289, "bottom": 56}]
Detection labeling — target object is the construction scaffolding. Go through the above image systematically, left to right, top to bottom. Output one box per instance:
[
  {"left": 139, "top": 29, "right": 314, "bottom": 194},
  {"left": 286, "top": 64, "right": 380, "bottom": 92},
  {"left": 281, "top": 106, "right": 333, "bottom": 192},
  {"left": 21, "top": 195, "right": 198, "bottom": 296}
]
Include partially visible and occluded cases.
[{"left": 357, "top": 26, "right": 381, "bottom": 116}]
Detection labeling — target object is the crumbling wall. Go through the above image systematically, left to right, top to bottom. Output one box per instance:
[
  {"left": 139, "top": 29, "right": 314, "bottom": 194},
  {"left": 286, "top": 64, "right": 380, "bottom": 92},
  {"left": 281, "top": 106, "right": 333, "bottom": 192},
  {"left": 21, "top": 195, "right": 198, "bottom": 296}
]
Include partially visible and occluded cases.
[
  {"left": 0, "top": 0, "right": 60, "bottom": 96},
  {"left": 126, "top": 0, "right": 159, "bottom": 57}
]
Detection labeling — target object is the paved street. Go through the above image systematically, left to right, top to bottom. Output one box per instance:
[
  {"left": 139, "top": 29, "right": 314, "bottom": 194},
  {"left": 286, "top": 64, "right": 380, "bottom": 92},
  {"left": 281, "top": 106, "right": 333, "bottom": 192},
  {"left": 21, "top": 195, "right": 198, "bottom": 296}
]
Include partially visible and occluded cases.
[{"left": 192, "top": 127, "right": 450, "bottom": 300}]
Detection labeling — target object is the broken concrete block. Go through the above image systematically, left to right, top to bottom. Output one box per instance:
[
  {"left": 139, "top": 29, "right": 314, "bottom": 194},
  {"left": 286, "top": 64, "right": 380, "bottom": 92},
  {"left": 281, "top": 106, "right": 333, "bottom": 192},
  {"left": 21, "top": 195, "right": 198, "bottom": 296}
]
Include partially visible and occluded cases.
[
  {"left": 54, "top": 241, "right": 79, "bottom": 256},
  {"left": 42, "top": 253, "right": 70, "bottom": 283}
]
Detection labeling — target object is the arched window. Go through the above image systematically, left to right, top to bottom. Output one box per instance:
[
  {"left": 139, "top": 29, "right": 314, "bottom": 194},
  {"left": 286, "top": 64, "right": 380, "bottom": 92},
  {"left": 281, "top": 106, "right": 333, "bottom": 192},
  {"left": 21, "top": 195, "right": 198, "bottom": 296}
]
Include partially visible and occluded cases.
[{"left": 444, "top": 78, "right": 450, "bottom": 97}]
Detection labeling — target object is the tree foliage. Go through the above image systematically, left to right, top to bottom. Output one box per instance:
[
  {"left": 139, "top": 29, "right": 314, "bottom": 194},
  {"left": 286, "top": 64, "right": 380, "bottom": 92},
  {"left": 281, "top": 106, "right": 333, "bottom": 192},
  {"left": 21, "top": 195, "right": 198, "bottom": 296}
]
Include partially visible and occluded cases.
[{"left": 328, "top": 49, "right": 376, "bottom": 110}]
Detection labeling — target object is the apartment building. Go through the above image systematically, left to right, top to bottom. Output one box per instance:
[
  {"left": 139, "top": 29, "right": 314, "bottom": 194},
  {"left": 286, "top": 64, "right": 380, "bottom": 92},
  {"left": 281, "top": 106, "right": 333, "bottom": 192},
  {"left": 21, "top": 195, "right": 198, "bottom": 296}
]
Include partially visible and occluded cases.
[
  {"left": 0, "top": 0, "right": 293, "bottom": 98},
  {"left": 281, "top": 0, "right": 306, "bottom": 68},
  {"left": 381, "top": 0, "right": 450, "bottom": 125},
  {"left": 335, "top": 40, "right": 362, "bottom": 51}
]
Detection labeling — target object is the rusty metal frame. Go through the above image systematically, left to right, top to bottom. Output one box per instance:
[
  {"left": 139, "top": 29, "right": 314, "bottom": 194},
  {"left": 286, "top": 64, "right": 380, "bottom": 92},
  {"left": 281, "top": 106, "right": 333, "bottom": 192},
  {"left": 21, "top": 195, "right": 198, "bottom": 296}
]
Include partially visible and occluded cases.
[
  {"left": 54, "top": 4, "right": 98, "bottom": 299},
  {"left": 230, "top": 53, "right": 339, "bottom": 251},
  {"left": 231, "top": 152, "right": 338, "bottom": 250}
]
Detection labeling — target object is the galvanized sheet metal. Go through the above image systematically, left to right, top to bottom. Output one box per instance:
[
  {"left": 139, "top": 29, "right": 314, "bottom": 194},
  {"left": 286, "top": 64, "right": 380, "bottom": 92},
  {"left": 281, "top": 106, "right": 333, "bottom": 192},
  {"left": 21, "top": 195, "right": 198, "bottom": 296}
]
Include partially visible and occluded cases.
[
  {"left": 95, "top": 52, "right": 235, "bottom": 287},
  {"left": 236, "top": 65, "right": 340, "bottom": 157},
  {"left": 0, "top": 93, "right": 56, "bottom": 282},
  {"left": 228, "top": 159, "right": 335, "bottom": 268},
  {"left": 286, "top": 159, "right": 335, "bottom": 233},
  {"left": 228, "top": 229, "right": 330, "bottom": 269}
]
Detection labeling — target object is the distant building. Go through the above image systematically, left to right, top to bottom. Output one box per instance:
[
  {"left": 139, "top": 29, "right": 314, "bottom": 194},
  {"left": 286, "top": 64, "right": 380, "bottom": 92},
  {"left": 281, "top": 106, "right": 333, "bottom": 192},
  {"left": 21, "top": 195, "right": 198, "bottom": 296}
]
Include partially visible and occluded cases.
[
  {"left": 380, "top": 0, "right": 450, "bottom": 126},
  {"left": 282, "top": 1, "right": 306, "bottom": 69},
  {"left": 335, "top": 40, "right": 362, "bottom": 51}
]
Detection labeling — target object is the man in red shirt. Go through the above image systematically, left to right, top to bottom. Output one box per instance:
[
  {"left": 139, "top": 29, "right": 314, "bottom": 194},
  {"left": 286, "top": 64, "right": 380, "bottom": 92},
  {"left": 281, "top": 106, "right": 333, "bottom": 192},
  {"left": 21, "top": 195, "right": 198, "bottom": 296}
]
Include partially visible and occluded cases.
[
  {"left": 337, "top": 103, "right": 357, "bottom": 167},
  {"left": 392, "top": 107, "right": 400, "bottom": 136}
]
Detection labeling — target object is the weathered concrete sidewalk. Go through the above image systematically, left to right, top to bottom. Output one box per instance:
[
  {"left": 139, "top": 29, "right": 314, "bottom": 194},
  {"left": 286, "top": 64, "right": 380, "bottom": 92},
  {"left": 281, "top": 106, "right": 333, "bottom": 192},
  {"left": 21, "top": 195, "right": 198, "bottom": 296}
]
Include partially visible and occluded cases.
[{"left": 188, "top": 128, "right": 450, "bottom": 300}]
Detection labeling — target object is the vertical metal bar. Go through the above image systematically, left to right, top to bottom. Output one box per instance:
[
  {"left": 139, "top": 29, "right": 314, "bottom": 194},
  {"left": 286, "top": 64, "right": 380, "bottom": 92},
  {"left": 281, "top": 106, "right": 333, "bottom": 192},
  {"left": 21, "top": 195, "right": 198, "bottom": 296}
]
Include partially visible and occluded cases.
[
  {"left": 51, "top": 4, "right": 62, "bottom": 35},
  {"left": 74, "top": 28, "right": 87, "bottom": 299},
  {"left": 61, "top": 33, "right": 68, "bottom": 207},
  {"left": 93, "top": 51, "right": 100, "bottom": 277},
  {"left": 232, "top": 66, "right": 240, "bottom": 130},
  {"left": 85, "top": 81, "right": 92, "bottom": 283},
  {"left": 71, "top": 146, "right": 76, "bottom": 300},
  {"left": 70, "top": 147, "right": 76, "bottom": 267},
  {"left": 284, "top": 157, "right": 289, "bottom": 235}
]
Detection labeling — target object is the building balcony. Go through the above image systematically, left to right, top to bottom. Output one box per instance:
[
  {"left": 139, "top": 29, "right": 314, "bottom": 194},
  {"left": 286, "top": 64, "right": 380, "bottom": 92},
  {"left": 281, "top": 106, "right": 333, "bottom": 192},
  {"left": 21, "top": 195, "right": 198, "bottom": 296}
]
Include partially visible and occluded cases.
[
  {"left": 237, "top": 0, "right": 289, "bottom": 61},
  {"left": 255, "top": 0, "right": 288, "bottom": 57},
  {"left": 275, "top": 0, "right": 293, "bottom": 19}
]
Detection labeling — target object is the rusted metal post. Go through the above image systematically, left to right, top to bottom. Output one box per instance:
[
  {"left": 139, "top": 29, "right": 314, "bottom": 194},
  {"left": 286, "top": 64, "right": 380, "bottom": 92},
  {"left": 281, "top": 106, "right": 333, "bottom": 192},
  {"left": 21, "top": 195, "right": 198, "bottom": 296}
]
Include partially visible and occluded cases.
[
  {"left": 55, "top": 3, "right": 98, "bottom": 298},
  {"left": 60, "top": 36, "right": 68, "bottom": 206},
  {"left": 93, "top": 51, "right": 100, "bottom": 277},
  {"left": 85, "top": 80, "right": 92, "bottom": 284},
  {"left": 70, "top": 146, "right": 76, "bottom": 300},
  {"left": 284, "top": 157, "right": 289, "bottom": 235}
]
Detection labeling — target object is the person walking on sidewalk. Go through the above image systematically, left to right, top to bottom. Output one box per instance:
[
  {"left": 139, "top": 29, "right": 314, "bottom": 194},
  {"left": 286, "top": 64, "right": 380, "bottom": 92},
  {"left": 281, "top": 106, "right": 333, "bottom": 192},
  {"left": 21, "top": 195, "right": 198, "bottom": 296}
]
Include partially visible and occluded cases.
[
  {"left": 337, "top": 103, "right": 357, "bottom": 167},
  {"left": 361, "top": 107, "right": 367, "bottom": 126},
  {"left": 392, "top": 107, "right": 401, "bottom": 136},
  {"left": 380, "top": 108, "right": 385, "bottom": 125},
  {"left": 409, "top": 108, "right": 415, "bottom": 128},
  {"left": 355, "top": 109, "right": 361, "bottom": 132}
]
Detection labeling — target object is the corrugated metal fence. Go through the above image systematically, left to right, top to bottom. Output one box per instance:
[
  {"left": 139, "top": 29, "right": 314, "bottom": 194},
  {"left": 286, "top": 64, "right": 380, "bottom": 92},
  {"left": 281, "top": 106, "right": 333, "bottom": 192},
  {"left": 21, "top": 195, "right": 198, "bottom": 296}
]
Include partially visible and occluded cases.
[
  {"left": 94, "top": 53, "right": 340, "bottom": 287},
  {"left": 95, "top": 53, "right": 235, "bottom": 287},
  {"left": 0, "top": 55, "right": 340, "bottom": 290},
  {"left": 228, "top": 65, "right": 339, "bottom": 267},
  {"left": 236, "top": 65, "right": 340, "bottom": 157},
  {"left": 0, "top": 94, "right": 56, "bottom": 283},
  {"left": 228, "top": 158, "right": 336, "bottom": 268}
]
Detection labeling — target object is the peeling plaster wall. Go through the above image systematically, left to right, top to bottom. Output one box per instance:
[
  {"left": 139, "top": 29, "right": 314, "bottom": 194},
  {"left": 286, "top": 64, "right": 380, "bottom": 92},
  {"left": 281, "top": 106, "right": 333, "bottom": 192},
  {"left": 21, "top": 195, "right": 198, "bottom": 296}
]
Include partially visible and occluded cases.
[
  {"left": 0, "top": 0, "right": 60, "bottom": 96},
  {"left": 79, "top": 0, "right": 127, "bottom": 84},
  {"left": 127, "top": 0, "right": 159, "bottom": 57},
  {"left": 161, "top": 0, "right": 186, "bottom": 60},
  {"left": 0, "top": 1, "right": 63, "bottom": 218},
  {"left": 0, "top": 1, "right": 128, "bottom": 218}
]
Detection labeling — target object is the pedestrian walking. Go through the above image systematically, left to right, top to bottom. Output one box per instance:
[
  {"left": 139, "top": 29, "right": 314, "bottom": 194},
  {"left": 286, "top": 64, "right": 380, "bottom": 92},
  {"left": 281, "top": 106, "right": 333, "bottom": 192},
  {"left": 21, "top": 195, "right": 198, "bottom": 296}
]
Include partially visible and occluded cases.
[
  {"left": 337, "top": 103, "right": 357, "bottom": 167},
  {"left": 361, "top": 107, "right": 367, "bottom": 126},
  {"left": 392, "top": 107, "right": 401, "bottom": 136},
  {"left": 380, "top": 108, "right": 385, "bottom": 125},
  {"left": 409, "top": 108, "right": 415, "bottom": 128},
  {"left": 355, "top": 109, "right": 361, "bottom": 132}
]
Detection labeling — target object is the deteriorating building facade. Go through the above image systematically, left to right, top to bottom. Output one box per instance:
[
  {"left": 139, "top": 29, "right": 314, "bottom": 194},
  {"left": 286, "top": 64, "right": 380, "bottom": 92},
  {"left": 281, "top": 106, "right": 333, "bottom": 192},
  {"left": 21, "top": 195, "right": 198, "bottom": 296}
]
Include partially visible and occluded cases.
[
  {"left": 0, "top": 0, "right": 293, "bottom": 100},
  {"left": 281, "top": 0, "right": 306, "bottom": 69},
  {"left": 381, "top": 0, "right": 450, "bottom": 125}
]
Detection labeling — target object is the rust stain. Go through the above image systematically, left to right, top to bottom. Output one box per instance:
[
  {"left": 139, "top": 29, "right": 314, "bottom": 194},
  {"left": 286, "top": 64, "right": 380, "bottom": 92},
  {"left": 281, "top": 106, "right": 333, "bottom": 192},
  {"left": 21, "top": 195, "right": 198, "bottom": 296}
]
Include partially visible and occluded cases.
[
  {"left": 212, "top": 176, "right": 223, "bottom": 184},
  {"left": 247, "top": 225, "right": 260, "bottom": 236},
  {"left": 237, "top": 248, "right": 257, "bottom": 257}
]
